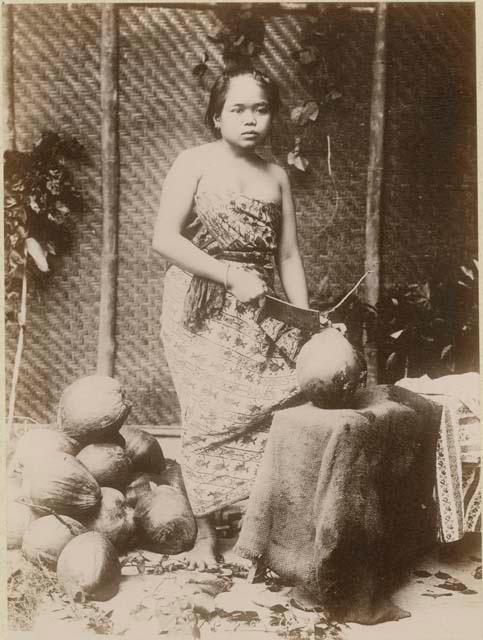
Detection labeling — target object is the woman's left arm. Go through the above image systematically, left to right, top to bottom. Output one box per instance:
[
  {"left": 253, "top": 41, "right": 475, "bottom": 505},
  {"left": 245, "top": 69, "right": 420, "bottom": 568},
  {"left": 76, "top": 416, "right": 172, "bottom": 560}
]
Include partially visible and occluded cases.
[{"left": 275, "top": 168, "right": 310, "bottom": 309}]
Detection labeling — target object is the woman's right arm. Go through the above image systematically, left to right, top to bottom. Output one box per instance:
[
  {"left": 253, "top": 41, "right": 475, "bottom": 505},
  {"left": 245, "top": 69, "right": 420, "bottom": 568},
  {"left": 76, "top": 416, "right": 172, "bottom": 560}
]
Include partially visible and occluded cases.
[
  {"left": 152, "top": 150, "right": 266, "bottom": 304},
  {"left": 152, "top": 150, "right": 227, "bottom": 285}
]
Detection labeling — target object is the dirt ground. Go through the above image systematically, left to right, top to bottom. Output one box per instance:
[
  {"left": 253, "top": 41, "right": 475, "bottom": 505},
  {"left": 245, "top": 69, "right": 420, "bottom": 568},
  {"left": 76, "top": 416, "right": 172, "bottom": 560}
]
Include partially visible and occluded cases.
[
  {"left": 7, "top": 438, "right": 482, "bottom": 640},
  {"left": 7, "top": 530, "right": 482, "bottom": 640}
]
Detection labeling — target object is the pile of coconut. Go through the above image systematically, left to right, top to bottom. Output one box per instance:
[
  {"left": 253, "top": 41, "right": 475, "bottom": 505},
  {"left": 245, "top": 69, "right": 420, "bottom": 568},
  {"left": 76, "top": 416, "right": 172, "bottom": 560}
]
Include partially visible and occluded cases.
[{"left": 7, "top": 375, "right": 197, "bottom": 603}]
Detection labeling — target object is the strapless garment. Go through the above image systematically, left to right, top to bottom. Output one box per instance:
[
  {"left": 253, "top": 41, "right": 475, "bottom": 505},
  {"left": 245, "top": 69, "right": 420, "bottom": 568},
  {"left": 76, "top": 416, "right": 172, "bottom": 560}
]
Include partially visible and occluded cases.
[{"left": 160, "top": 189, "right": 311, "bottom": 516}]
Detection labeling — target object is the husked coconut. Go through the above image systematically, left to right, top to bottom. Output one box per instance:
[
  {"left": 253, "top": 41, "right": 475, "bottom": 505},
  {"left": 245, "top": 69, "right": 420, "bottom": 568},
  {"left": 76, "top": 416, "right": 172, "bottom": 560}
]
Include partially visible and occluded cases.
[
  {"left": 296, "top": 328, "right": 366, "bottom": 409},
  {"left": 57, "top": 375, "right": 131, "bottom": 444},
  {"left": 120, "top": 426, "right": 165, "bottom": 474},
  {"left": 9, "top": 428, "right": 80, "bottom": 477},
  {"left": 77, "top": 443, "right": 132, "bottom": 489},
  {"left": 28, "top": 452, "right": 101, "bottom": 518},
  {"left": 124, "top": 472, "right": 164, "bottom": 508},
  {"left": 134, "top": 485, "right": 197, "bottom": 555},
  {"left": 82, "top": 487, "right": 136, "bottom": 551},
  {"left": 7, "top": 492, "right": 39, "bottom": 550},
  {"left": 22, "top": 515, "right": 86, "bottom": 568},
  {"left": 57, "top": 531, "right": 121, "bottom": 602}
]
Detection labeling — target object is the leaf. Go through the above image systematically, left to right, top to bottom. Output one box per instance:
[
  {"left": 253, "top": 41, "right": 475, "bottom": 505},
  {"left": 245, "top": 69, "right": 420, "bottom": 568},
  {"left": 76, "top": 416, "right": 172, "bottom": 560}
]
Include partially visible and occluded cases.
[
  {"left": 207, "top": 25, "right": 224, "bottom": 42},
  {"left": 299, "top": 48, "right": 317, "bottom": 65},
  {"left": 192, "top": 62, "right": 208, "bottom": 78},
  {"left": 326, "top": 89, "right": 342, "bottom": 101},
  {"left": 290, "top": 101, "right": 319, "bottom": 126},
  {"left": 288, "top": 153, "right": 309, "bottom": 172},
  {"left": 29, "top": 195, "right": 40, "bottom": 213},
  {"left": 26, "top": 237, "right": 49, "bottom": 272},
  {"left": 460, "top": 265, "right": 474, "bottom": 280},
  {"left": 390, "top": 329, "right": 404, "bottom": 340},
  {"left": 440, "top": 344, "right": 453, "bottom": 360},
  {"left": 386, "top": 352, "right": 398, "bottom": 369},
  {"left": 436, "top": 581, "right": 467, "bottom": 592},
  {"left": 269, "top": 604, "right": 288, "bottom": 613}
]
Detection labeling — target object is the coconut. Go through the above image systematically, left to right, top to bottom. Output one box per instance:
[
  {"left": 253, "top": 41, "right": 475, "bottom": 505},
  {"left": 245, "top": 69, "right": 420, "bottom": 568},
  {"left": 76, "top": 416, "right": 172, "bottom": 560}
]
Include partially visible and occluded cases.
[
  {"left": 296, "top": 328, "right": 366, "bottom": 409},
  {"left": 57, "top": 375, "right": 131, "bottom": 444},
  {"left": 120, "top": 426, "right": 165, "bottom": 474},
  {"left": 9, "top": 428, "right": 80, "bottom": 477},
  {"left": 76, "top": 443, "right": 132, "bottom": 490},
  {"left": 28, "top": 452, "right": 101, "bottom": 518},
  {"left": 124, "top": 472, "right": 165, "bottom": 508},
  {"left": 134, "top": 485, "right": 197, "bottom": 554},
  {"left": 82, "top": 487, "right": 136, "bottom": 551},
  {"left": 7, "top": 494, "right": 39, "bottom": 550},
  {"left": 22, "top": 515, "right": 86, "bottom": 568},
  {"left": 57, "top": 531, "right": 121, "bottom": 602}
]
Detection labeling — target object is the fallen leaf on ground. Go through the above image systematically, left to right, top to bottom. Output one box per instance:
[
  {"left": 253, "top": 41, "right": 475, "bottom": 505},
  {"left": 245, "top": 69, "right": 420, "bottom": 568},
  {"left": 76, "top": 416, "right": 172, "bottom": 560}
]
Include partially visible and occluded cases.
[
  {"left": 473, "top": 566, "right": 481, "bottom": 580},
  {"left": 413, "top": 569, "right": 432, "bottom": 578},
  {"left": 435, "top": 571, "right": 452, "bottom": 579},
  {"left": 436, "top": 581, "right": 467, "bottom": 592}
]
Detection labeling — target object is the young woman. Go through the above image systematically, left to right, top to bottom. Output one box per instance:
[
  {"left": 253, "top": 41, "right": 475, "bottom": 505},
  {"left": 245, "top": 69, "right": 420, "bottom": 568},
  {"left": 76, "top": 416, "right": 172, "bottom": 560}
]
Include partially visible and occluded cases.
[{"left": 153, "top": 67, "right": 314, "bottom": 569}]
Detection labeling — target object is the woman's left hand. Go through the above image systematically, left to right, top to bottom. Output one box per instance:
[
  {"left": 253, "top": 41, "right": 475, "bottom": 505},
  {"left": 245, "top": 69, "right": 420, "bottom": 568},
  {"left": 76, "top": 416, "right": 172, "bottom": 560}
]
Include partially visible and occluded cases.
[{"left": 332, "top": 323, "right": 347, "bottom": 336}]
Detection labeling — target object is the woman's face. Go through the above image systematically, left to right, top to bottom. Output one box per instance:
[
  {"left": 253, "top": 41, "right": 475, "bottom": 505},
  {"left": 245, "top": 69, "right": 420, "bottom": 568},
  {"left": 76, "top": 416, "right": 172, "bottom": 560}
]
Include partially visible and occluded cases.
[{"left": 216, "top": 75, "right": 272, "bottom": 149}]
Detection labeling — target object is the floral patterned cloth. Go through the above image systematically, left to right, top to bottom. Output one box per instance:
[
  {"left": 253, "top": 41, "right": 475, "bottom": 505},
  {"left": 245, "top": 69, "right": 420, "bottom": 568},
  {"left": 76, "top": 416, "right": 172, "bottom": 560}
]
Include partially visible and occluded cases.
[
  {"left": 160, "top": 190, "right": 311, "bottom": 517},
  {"left": 396, "top": 373, "right": 481, "bottom": 542}
]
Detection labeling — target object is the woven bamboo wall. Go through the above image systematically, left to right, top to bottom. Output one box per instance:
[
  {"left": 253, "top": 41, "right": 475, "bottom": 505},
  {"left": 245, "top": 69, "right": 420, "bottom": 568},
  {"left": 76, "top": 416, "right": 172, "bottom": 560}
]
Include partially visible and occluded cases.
[
  {"left": 5, "top": 3, "right": 477, "bottom": 425},
  {"left": 383, "top": 3, "right": 477, "bottom": 283},
  {"left": 6, "top": 4, "right": 102, "bottom": 423}
]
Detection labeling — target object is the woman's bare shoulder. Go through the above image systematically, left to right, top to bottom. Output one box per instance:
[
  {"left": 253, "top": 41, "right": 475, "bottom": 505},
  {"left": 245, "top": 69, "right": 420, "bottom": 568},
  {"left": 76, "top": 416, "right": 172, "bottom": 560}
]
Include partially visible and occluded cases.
[
  {"left": 168, "top": 143, "right": 216, "bottom": 183},
  {"left": 175, "top": 143, "right": 217, "bottom": 165},
  {"left": 266, "top": 160, "right": 287, "bottom": 179},
  {"left": 266, "top": 161, "right": 290, "bottom": 190}
]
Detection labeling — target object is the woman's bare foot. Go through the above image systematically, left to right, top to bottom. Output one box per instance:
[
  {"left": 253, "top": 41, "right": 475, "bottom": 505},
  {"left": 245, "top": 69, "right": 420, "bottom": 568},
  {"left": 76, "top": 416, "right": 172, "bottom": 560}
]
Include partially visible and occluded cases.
[{"left": 184, "top": 515, "right": 220, "bottom": 571}]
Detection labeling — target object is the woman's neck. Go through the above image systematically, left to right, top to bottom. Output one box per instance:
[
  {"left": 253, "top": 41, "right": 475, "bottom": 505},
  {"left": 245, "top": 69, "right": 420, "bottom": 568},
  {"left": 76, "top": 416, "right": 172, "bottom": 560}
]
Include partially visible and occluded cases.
[{"left": 218, "top": 138, "right": 259, "bottom": 161}]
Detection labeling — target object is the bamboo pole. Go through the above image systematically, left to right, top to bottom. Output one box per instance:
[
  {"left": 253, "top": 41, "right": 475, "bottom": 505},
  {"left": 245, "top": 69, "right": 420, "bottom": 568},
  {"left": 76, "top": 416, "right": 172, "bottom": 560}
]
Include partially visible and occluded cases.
[
  {"left": 364, "top": 2, "right": 387, "bottom": 385},
  {"left": 98, "top": 4, "right": 120, "bottom": 376},
  {"left": 2, "top": 5, "right": 15, "bottom": 150},
  {"left": 7, "top": 255, "right": 27, "bottom": 435}
]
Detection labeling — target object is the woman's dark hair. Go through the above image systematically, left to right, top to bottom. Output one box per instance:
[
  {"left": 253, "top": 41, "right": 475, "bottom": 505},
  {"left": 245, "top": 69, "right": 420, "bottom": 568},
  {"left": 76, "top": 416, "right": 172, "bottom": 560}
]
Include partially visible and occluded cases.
[{"left": 205, "top": 66, "right": 282, "bottom": 137}]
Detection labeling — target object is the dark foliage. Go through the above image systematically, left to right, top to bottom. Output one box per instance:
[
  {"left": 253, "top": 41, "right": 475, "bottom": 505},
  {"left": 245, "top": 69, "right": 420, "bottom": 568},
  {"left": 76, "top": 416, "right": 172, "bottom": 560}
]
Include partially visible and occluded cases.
[{"left": 4, "top": 131, "right": 85, "bottom": 321}]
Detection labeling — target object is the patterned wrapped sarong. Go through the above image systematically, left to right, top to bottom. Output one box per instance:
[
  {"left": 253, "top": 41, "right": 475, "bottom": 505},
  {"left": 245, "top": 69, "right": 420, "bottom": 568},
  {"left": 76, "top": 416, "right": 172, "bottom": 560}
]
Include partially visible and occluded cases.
[{"left": 160, "top": 190, "right": 311, "bottom": 516}]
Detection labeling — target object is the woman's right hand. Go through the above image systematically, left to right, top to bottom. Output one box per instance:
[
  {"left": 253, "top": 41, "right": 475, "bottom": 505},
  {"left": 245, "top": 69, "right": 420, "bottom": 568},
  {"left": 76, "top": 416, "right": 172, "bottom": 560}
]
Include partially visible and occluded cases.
[{"left": 226, "top": 266, "right": 267, "bottom": 305}]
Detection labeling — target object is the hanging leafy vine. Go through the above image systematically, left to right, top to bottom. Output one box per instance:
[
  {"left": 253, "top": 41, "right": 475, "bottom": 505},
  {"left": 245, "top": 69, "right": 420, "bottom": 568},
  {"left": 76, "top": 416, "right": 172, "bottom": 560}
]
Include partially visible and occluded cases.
[
  {"left": 192, "top": 4, "right": 266, "bottom": 92},
  {"left": 4, "top": 130, "right": 85, "bottom": 429},
  {"left": 4, "top": 131, "right": 86, "bottom": 321}
]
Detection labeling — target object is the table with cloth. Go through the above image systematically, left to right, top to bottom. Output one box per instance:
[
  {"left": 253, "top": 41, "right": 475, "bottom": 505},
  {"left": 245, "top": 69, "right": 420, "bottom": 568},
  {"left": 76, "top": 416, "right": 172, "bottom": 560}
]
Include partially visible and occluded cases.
[{"left": 236, "top": 379, "right": 480, "bottom": 625}]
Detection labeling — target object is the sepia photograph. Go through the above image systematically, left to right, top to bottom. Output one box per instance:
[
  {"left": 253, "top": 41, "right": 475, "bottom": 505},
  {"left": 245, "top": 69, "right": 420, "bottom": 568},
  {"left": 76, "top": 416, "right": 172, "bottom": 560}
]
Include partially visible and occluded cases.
[{"left": 3, "top": 1, "right": 481, "bottom": 638}]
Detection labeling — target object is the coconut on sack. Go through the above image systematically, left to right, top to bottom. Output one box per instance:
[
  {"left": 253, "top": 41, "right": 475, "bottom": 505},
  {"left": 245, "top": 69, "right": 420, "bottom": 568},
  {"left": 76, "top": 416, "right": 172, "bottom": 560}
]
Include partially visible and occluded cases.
[
  {"left": 296, "top": 327, "right": 366, "bottom": 409},
  {"left": 57, "top": 375, "right": 131, "bottom": 445},
  {"left": 57, "top": 531, "right": 121, "bottom": 602}
]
